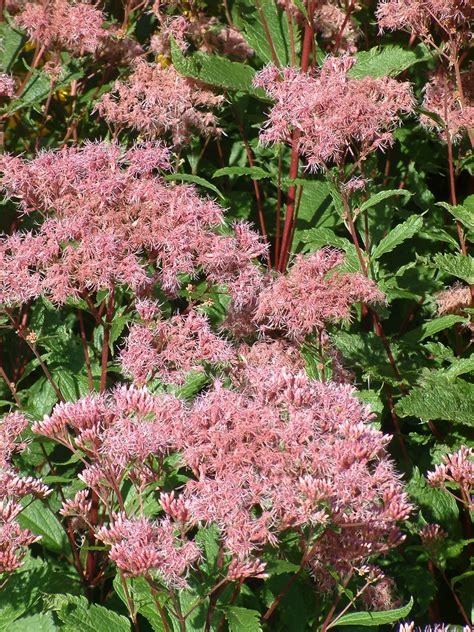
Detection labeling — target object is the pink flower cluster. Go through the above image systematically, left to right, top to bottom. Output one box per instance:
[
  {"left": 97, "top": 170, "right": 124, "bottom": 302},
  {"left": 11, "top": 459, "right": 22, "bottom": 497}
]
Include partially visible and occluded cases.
[
  {"left": 14, "top": 0, "right": 105, "bottom": 55},
  {"left": 376, "top": 0, "right": 473, "bottom": 38},
  {"left": 151, "top": 12, "right": 253, "bottom": 60},
  {"left": 254, "top": 56, "right": 414, "bottom": 170},
  {"left": 95, "top": 60, "right": 223, "bottom": 146},
  {"left": 420, "top": 71, "right": 474, "bottom": 142},
  {"left": 0, "top": 74, "right": 15, "bottom": 98},
  {"left": 0, "top": 142, "right": 265, "bottom": 305},
  {"left": 254, "top": 249, "right": 384, "bottom": 339},
  {"left": 436, "top": 283, "right": 471, "bottom": 316},
  {"left": 121, "top": 308, "right": 234, "bottom": 384},
  {"left": 33, "top": 360, "right": 411, "bottom": 585},
  {"left": 32, "top": 385, "right": 183, "bottom": 489},
  {"left": 0, "top": 412, "right": 51, "bottom": 573},
  {"left": 427, "top": 446, "right": 473, "bottom": 510},
  {"left": 96, "top": 514, "right": 199, "bottom": 584}
]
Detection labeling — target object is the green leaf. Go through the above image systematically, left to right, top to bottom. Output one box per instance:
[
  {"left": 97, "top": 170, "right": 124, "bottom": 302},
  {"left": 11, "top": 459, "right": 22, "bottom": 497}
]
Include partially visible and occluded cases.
[
  {"left": 233, "top": 0, "right": 299, "bottom": 66},
  {"left": 0, "top": 23, "right": 25, "bottom": 73},
  {"left": 170, "top": 38, "right": 261, "bottom": 96},
  {"left": 348, "top": 44, "right": 429, "bottom": 79},
  {"left": 7, "top": 64, "right": 82, "bottom": 114},
  {"left": 213, "top": 166, "right": 272, "bottom": 180},
  {"left": 164, "top": 173, "right": 224, "bottom": 199},
  {"left": 288, "top": 179, "right": 338, "bottom": 249},
  {"left": 359, "top": 189, "right": 413, "bottom": 213},
  {"left": 463, "top": 194, "right": 474, "bottom": 212},
  {"left": 437, "top": 202, "right": 474, "bottom": 233},
  {"left": 371, "top": 215, "right": 423, "bottom": 259},
  {"left": 432, "top": 252, "right": 474, "bottom": 284},
  {"left": 109, "top": 314, "right": 130, "bottom": 351},
  {"left": 402, "top": 314, "right": 468, "bottom": 344},
  {"left": 333, "top": 331, "right": 402, "bottom": 385},
  {"left": 441, "top": 356, "right": 474, "bottom": 379},
  {"left": 173, "top": 371, "right": 209, "bottom": 400},
  {"left": 396, "top": 373, "right": 474, "bottom": 425},
  {"left": 24, "top": 377, "right": 58, "bottom": 418},
  {"left": 407, "top": 468, "right": 459, "bottom": 529},
  {"left": 18, "top": 500, "right": 68, "bottom": 553},
  {"left": 195, "top": 525, "right": 220, "bottom": 572},
  {"left": 0, "top": 567, "right": 50, "bottom": 629},
  {"left": 113, "top": 575, "right": 167, "bottom": 632},
  {"left": 46, "top": 594, "right": 131, "bottom": 632},
  {"left": 328, "top": 596, "right": 413, "bottom": 627},
  {"left": 225, "top": 606, "right": 262, "bottom": 632},
  {"left": 6, "top": 613, "right": 57, "bottom": 632}
]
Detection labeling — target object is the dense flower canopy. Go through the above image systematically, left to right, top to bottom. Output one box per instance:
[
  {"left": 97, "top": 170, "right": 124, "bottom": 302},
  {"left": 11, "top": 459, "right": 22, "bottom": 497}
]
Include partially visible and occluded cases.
[{"left": 254, "top": 56, "right": 414, "bottom": 170}]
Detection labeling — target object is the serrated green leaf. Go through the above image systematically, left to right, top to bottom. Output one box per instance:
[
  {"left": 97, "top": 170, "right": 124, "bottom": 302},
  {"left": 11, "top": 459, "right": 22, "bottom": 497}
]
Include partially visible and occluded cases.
[
  {"left": 233, "top": 0, "right": 299, "bottom": 66},
  {"left": 0, "top": 23, "right": 25, "bottom": 73},
  {"left": 171, "top": 38, "right": 261, "bottom": 96},
  {"left": 348, "top": 44, "right": 429, "bottom": 79},
  {"left": 213, "top": 166, "right": 272, "bottom": 180},
  {"left": 164, "top": 173, "right": 224, "bottom": 199},
  {"left": 359, "top": 189, "right": 412, "bottom": 213},
  {"left": 463, "top": 194, "right": 474, "bottom": 212},
  {"left": 437, "top": 202, "right": 474, "bottom": 232},
  {"left": 371, "top": 215, "right": 423, "bottom": 259},
  {"left": 432, "top": 253, "right": 474, "bottom": 284},
  {"left": 109, "top": 314, "right": 130, "bottom": 351},
  {"left": 402, "top": 314, "right": 468, "bottom": 344},
  {"left": 333, "top": 331, "right": 400, "bottom": 384},
  {"left": 441, "top": 356, "right": 474, "bottom": 379},
  {"left": 173, "top": 371, "right": 209, "bottom": 399},
  {"left": 396, "top": 373, "right": 474, "bottom": 425},
  {"left": 24, "top": 377, "right": 58, "bottom": 418},
  {"left": 407, "top": 467, "right": 459, "bottom": 529},
  {"left": 18, "top": 500, "right": 68, "bottom": 553},
  {"left": 195, "top": 525, "right": 220, "bottom": 572},
  {"left": 0, "top": 567, "right": 49, "bottom": 629},
  {"left": 46, "top": 594, "right": 131, "bottom": 632},
  {"left": 329, "top": 597, "right": 413, "bottom": 627},
  {"left": 225, "top": 606, "right": 262, "bottom": 632},
  {"left": 6, "top": 613, "right": 57, "bottom": 632}
]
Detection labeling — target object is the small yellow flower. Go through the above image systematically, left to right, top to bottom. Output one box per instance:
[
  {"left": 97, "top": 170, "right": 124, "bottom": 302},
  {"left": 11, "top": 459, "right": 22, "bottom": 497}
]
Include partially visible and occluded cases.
[
  {"left": 24, "top": 41, "right": 36, "bottom": 53},
  {"left": 155, "top": 54, "right": 171, "bottom": 68},
  {"left": 55, "top": 87, "right": 70, "bottom": 102},
  {"left": 7, "top": 114, "right": 20, "bottom": 129}
]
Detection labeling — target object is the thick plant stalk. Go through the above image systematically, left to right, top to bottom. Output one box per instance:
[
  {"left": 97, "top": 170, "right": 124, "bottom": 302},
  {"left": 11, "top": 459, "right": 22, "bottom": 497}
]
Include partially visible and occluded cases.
[{"left": 278, "top": 2, "right": 316, "bottom": 271}]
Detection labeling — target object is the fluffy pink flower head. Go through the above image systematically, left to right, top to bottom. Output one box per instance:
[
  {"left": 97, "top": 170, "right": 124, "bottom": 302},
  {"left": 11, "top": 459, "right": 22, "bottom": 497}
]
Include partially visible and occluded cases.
[
  {"left": 14, "top": 0, "right": 106, "bottom": 55},
  {"left": 376, "top": 0, "right": 473, "bottom": 38},
  {"left": 151, "top": 12, "right": 253, "bottom": 60},
  {"left": 254, "top": 57, "right": 414, "bottom": 170},
  {"left": 95, "top": 59, "right": 223, "bottom": 146},
  {"left": 420, "top": 71, "right": 474, "bottom": 142},
  {"left": 0, "top": 74, "right": 15, "bottom": 98},
  {"left": 0, "top": 142, "right": 263, "bottom": 305},
  {"left": 254, "top": 248, "right": 385, "bottom": 339},
  {"left": 436, "top": 283, "right": 471, "bottom": 316},
  {"left": 121, "top": 309, "right": 234, "bottom": 384},
  {"left": 177, "top": 367, "right": 410, "bottom": 575},
  {"left": 33, "top": 385, "right": 184, "bottom": 490},
  {"left": 0, "top": 412, "right": 28, "bottom": 467},
  {"left": 0, "top": 412, "right": 51, "bottom": 573},
  {"left": 427, "top": 446, "right": 473, "bottom": 489},
  {"left": 96, "top": 514, "right": 200, "bottom": 584},
  {"left": 0, "top": 518, "right": 41, "bottom": 573}
]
